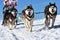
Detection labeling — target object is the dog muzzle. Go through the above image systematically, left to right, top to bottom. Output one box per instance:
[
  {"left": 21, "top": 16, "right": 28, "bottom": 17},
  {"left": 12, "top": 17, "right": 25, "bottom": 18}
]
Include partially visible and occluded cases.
[
  {"left": 49, "top": 6, "right": 56, "bottom": 14},
  {"left": 25, "top": 9, "right": 33, "bottom": 21}
]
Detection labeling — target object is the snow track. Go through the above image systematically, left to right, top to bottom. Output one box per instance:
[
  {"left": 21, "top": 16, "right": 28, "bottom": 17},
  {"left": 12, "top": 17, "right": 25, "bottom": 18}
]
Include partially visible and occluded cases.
[{"left": 0, "top": 15, "right": 60, "bottom": 40}]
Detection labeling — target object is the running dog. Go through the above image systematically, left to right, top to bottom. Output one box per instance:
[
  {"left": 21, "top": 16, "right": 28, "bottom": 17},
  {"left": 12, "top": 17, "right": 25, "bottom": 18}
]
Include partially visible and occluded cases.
[
  {"left": 44, "top": 3, "right": 57, "bottom": 29},
  {"left": 20, "top": 4, "right": 34, "bottom": 32},
  {"left": 2, "top": 9, "right": 17, "bottom": 30}
]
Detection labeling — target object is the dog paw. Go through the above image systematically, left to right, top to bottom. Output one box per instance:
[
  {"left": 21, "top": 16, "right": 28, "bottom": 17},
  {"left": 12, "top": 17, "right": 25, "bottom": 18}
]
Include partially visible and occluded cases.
[
  {"left": 10, "top": 28, "right": 12, "bottom": 30},
  {"left": 30, "top": 28, "right": 32, "bottom": 32}
]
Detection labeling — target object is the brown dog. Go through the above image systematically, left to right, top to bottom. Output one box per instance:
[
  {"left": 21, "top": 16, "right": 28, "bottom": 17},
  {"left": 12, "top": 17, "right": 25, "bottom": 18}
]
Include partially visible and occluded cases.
[{"left": 20, "top": 5, "right": 34, "bottom": 32}]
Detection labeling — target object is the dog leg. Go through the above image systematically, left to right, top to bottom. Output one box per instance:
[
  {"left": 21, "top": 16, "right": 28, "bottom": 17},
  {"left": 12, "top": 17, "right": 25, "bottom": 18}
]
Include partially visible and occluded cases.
[
  {"left": 2, "top": 14, "right": 5, "bottom": 25},
  {"left": 20, "top": 15, "right": 28, "bottom": 31},
  {"left": 45, "top": 15, "right": 50, "bottom": 29},
  {"left": 48, "top": 17, "right": 50, "bottom": 26},
  {"left": 51, "top": 17, "right": 55, "bottom": 27},
  {"left": 45, "top": 18, "right": 49, "bottom": 29},
  {"left": 3, "top": 19, "right": 7, "bottom": 26},
  {"left": 14, "top": 19, "right": 17, "bottom": 29},
  {"left": 25, "top": 19, "right": 29, "bottom": 31},
  {"left": 29, "top": 19, "right": 33, "bottom": 32},
  {"left": 2, "top": 20, "right": 5, "bottom": 25},
  {"left": 2, "top": 20, "right": 4, "bottom": 25},
  {"left": 7, "top": 21, "right": 12, "bottom": 30},
  {"left": 14, "top": 21, "right": 17, "bottom": 28},
  {"left": 30, "top": 21, "right": 33, "bottom": 32},
  {"left": 9, "top": 24, "right": 12, "bottom": 30},
  {"left": 30, "top": 25, "right": 32, "bottom": 32}
]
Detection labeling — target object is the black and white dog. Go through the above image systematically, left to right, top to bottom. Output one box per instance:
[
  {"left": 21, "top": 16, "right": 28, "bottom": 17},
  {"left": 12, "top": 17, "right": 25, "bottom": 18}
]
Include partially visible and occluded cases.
[
  {"left": 44, "top": 3, "right": 57, "bottom": 29},
  {"left": 20, "top": 4, "right": 34, "bottom": 32},
  {"left": 2, "top": 8, "right": 17, "bottom": 30}
]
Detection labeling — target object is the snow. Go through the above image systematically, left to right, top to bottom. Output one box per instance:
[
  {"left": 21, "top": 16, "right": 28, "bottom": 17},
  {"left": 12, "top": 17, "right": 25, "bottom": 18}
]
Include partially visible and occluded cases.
[{"left": 0, "top": 15, "right": 60, "bottom": 40}]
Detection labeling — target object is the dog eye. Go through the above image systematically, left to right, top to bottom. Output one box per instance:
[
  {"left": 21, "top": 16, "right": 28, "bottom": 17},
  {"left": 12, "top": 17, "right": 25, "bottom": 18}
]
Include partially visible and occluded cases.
[{"left": 25, "top": 10, "right": 29, "bottom": 14}]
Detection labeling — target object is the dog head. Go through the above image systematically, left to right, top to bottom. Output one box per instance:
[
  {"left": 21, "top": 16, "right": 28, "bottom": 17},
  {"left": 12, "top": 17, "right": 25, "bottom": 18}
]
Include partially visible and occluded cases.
[
  {"left": 49, "top": 3, "right": 57, "bottom": 14},
  {"left": 25, "top": 4, "right": 34, "bottom": 17},
  {"left": 11, "top": 9, "right": 17, "bottom": 17}
]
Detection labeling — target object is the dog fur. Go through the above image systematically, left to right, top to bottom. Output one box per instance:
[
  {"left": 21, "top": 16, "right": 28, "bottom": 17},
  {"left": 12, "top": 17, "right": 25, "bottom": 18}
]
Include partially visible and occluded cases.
[
  {"left": 44, "top": 3, "right": 57, "bottom": 29},
  {"left": 20, "top": 5, "right": 34, "bottom": 32},
  {"left": 2, "top": 8, "right": 17, "bottom": 30}
]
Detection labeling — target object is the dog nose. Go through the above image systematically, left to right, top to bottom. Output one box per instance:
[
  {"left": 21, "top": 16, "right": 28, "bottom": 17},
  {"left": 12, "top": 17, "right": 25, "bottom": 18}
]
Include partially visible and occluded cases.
[
  {"left": 52, "top": 9, "right": 54, "bottom": 12},
  {"left": 29, "top": 12, "right": 30, "bottom": 15}
]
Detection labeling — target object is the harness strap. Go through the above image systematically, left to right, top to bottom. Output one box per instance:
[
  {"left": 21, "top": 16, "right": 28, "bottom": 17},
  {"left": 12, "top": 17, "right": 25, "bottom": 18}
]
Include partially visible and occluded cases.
[{"left": 24, "top": 15, "right": 33, "bottom": 21}]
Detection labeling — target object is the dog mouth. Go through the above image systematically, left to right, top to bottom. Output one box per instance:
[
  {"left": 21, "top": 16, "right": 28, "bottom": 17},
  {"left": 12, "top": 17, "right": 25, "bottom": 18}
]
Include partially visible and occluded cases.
[
  {"left": 52, "top": 8, "right": 56, "bottom": 14},
  {"left": 52, "top": 9, "right": 55, "bottom": 12},
  {"left": 27, "top": 12, "right": 32, "bottom": 17}
]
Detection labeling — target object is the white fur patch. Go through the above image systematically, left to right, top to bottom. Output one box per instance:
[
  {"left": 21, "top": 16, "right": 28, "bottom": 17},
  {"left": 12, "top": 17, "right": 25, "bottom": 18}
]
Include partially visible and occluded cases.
[
  {"left": 49, "top": 6, "right": 56, "bottom": 14},
  {"left": 25, "top": 9, "right": 33, "bottom": 16},
  {"left": 25, "top": 10, "right": 29, "bottom": 15},
  {"left": 30, "top": 10, "right": 33, "bottom": 15},
  {"left": 11, "top": 11, "right": 15, "bottom": 16},
  {"left": 47, "top": 15, "right": 49, "bottom": 18},
  {"left": 9, "top": 19, "right": 12, "bottom": 22},
  {"left": 25, "top": 19, "right": 30, "bottom": 27}
]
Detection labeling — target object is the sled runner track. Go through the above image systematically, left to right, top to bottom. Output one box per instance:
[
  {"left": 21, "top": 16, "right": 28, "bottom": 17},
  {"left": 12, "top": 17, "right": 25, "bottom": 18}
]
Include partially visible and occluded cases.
[
  {"left": 33, "top": 27, "right": 46, "bottom": 32},
  {"left": 12, "top": 33, "right": 19, "bottom": 40}
]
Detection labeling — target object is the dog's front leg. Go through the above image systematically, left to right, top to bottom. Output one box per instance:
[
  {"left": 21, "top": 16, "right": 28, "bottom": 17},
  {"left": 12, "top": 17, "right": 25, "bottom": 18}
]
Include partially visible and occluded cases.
[
  {"left": 45, "top": 15, "right": 50, "bottom": 29},
  {"left": 51, "top": 17, "right": 55, "bottom": 27},
  {"left": 45, "top": 18, "right": 49, "bottom": 29},
  {"left": 25, "top": 19, "right": 29, "bottom": 31},
  {"left": 28, "top": 19, "right": 33, "bottom": 32},
  {"left": 7, "top": 21, "right": 12, "bottom": 30},
  {"left": 29, "top": 21, "right": 32, "bottom": 32},
  {"left": 13, "top": 22, "right": 16, "bottom": 29}
]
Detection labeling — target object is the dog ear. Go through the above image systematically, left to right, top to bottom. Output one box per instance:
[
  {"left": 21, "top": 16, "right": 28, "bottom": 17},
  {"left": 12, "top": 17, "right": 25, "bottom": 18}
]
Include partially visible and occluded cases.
[
  {"left": 49, "top": 2, "right": 51, "bottom": 5},
  {"left": 54, "top": 2, "right": 56, "bottom": 5},
  {"left": 30, "top": 4, "right": 32, "bottom": 8},
  {"left": 30, "top": 4, "right": 33, "bottom": 9},
  {"left": 22, "top": 10, "right": 25, "bottom": 15}
]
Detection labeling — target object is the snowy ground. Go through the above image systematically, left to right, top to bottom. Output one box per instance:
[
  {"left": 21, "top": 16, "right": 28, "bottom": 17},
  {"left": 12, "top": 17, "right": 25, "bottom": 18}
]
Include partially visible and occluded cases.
[{"left": 0, "top": 15, "right": 60, "bottom": 40}]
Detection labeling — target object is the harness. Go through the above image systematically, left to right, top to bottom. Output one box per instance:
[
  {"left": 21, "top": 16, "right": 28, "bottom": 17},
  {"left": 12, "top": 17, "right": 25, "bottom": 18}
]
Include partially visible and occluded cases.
[
  {"left": 24, "top": 13, "right": 34, "bottom": 21},
  {"left": 49, "top": 13, "right": 56, "bottom": 19}
]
